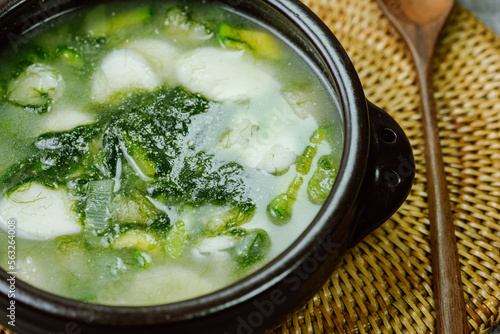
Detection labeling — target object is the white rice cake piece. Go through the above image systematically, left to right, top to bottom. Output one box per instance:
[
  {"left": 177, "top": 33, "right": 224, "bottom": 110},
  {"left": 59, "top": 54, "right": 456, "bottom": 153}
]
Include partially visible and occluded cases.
[
  {"left": 125, "top": 39, "right": 180, "bottom": 83},
  {"left": 176, "top": 47, "right": 280, "bottom": 102},
  {"left": 91, "top": 49, "right": 160, "bottom": 103},
  {"left": 8, "top": 63, "right": 65, "bottom": 107},
  {"left": 283, "top": 90, "right": 320, "bottom": 120},
  {"left": 217, "top": 96, "right": 318, "bottom": 174},
  {"left": 41, "top": 106, "right": 95, "bottom": 133},
  {"left": 219, "top": 118, "right": 257, "bottom": 148},
  {"left": 256, "top": 144, "right": 297, "bottom": 174},
  {"left": 0, "top": 183, "right": 82, "bottom": 240},
  {"left": 196, "top": 236, "right": 237, "bottom": 254},
  {"left": 99, "top": 265, "right": 215, "bottom": 305}
]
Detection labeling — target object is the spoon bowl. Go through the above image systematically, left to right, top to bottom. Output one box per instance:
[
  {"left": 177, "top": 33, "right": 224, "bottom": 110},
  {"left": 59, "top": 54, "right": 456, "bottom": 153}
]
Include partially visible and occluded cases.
[{"left": 390, "top": 0, "right": 454, "bottom": 24}]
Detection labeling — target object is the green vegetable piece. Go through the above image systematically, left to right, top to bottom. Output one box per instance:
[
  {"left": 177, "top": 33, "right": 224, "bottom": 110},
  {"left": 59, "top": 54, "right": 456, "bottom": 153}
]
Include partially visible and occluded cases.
[
  {"left": 84, "top": 5, "right": 108, "bottom": 36},
  {"left": 85, "top": 5, "right": 152, "bottom": 37},
  {"left": 110, "top": 6, "right": 152, "bottom": 32},
  {"left": 164, "top": 7, "right": 212, "bottom": 42},
  {"left": 164, "top": 7, "right": 190, "bottom": 28},
  {"left": 218, "top": 23, "right": 282, "bottom": 59},
  {"left": 12, "top": 47, "right": 49, "bottom": 77},
  {"left": 56, "top": 47, "right": 84, "bottom": 68},
  {"left": 7, "top": 63, "right": 65, "bottom": 113},
  {"left": 102, "top": 87, "right": 211, "bottom": 178},
  {"left": 0, "top": 119, "right": 15, "bottom": 136},
  {"left": 0, "top": 125, "right": 98, "bottom": 194},
  {"left": 34, "top": 125, "right": 98, "bottom": 173},
  {"left": 310, "top": 127, "right": 331, "bottom": 144},
  {"left": 118, "top": 131, "right": 157, "bottom": 178},
  {"left": 296, "top": 145, "right": 317, "bottom": 175},
  {"left": 151, "top": 150, "right": 251, "bottom": 208},
  {"left": 307, "top": 154, "right": 337, "bottom": 205},
  {"left": 267, "top": 175, "right": 303, "bottom": 225},
  {"left": 84, "top": 179, "right": 114, "bottom": 231},
  {"left": 109, "top": 193, "right": 157, "bottom": 225},
  {"left": 208, "top": 203, "right": 256, "bottom": 234},
  {"left": 148, "top": 214, "right": 171, "bottom": 237},
  {"left": 164, "top": 220, "right": 187, "bottom": 258},
  {"left": 112, "top": 229, "right": 160, "bottom": 252},
  {"left": 232, "top": 229, "right": 271, "bottom": 267},
  {"left": 134, "top": 251, "right": 152, "bottom": 268}
]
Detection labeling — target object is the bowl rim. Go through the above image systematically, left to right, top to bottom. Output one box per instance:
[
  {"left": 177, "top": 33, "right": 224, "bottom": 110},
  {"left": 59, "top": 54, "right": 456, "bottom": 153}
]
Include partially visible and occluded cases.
[{"left": 0, "top": 0, "right": 370, "bottom": 326}]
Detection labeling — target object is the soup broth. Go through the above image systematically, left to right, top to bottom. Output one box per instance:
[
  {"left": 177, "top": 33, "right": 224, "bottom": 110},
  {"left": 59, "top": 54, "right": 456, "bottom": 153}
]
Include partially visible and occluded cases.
[{"left": 0, "top": 0, "right": 343, "bottom": 306}]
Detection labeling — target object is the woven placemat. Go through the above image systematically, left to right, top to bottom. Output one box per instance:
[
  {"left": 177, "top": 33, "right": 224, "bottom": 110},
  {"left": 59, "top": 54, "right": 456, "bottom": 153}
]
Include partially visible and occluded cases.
[
  {"left": 272, "top": 0, "right": 500, "bottom": 333},
  {"left": 1, "top": 1, "right": 500, "bottom": 334}
]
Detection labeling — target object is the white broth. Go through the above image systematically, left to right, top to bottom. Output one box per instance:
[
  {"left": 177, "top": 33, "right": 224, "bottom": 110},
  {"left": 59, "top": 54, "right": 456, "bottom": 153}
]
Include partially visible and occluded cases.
[{"left": 0, "top": 1, "right": 343, "bottom": 305}]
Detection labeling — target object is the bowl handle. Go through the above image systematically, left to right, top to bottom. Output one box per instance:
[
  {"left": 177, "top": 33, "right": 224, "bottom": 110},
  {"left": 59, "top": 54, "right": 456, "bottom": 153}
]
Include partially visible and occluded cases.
[{"left": 348, "top": 101, "right": 415, "bottom": 248}]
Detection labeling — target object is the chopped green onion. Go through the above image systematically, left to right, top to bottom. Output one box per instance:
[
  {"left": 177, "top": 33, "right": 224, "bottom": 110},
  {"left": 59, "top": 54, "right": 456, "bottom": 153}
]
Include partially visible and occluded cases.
[
  {"left": 310, "top": 127, "right": 331, "bottom": 144},
  {"left": 296, "top": 145, "right": 318, "bottom": 175},
  {"left": 307, "top": 154, "right": 337, "bottom": 205},
  {"left": 267, "top": 175, "right": 303, "bottom": 225},
  {"left": 164, "top": 220, "right": 187, "bottom": 258},
  {"left": 232, "top": 229, "right": 271, "bottom": 267}
]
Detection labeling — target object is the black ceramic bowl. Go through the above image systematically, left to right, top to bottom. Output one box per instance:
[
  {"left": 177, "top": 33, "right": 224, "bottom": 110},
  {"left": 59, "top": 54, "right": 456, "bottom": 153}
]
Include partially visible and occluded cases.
[{"left": 0, "top": 0, "right": 415, "bottom": 333}]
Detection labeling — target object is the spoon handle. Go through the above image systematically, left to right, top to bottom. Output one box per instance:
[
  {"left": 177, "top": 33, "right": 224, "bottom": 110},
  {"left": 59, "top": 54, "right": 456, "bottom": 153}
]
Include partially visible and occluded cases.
[
  {"left": 373, "top": 0, "right": 468, "bottom": 329},
  {"left": 415, "top": 54, "right": 469, "bottom": 334}
]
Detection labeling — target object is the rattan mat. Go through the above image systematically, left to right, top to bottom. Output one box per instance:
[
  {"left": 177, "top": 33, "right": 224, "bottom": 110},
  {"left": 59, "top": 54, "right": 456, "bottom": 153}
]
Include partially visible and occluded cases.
[
  {"left": 2, "top": 0, "right": 500, "bottom": 333},
  {"left": 272, "top": 0, "right": 500, "bottom": 333}
]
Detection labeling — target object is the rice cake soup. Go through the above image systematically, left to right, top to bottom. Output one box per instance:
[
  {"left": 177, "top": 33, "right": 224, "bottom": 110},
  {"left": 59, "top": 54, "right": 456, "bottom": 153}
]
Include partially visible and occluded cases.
[{"left": 0, "top": 1, "right": 343, "bottom": 306}]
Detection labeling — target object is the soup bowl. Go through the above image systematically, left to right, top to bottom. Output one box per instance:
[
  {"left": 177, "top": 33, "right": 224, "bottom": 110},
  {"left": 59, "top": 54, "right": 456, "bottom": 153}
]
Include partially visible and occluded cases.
[{"left": 0, "top": 0, "right": 415, "bottom": 333}]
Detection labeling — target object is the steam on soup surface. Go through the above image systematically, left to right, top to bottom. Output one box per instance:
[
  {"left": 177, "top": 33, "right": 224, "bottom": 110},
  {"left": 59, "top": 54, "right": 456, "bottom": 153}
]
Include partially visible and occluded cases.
[{"left": 0, "top": 1, "right": 343, "bottom": 305}]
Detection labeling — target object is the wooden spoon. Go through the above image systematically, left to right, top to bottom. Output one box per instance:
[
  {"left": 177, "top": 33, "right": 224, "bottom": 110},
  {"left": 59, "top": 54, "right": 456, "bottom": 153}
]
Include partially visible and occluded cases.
[{"left": 374, "top": 0, "right": 468, "bottom": 333}]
